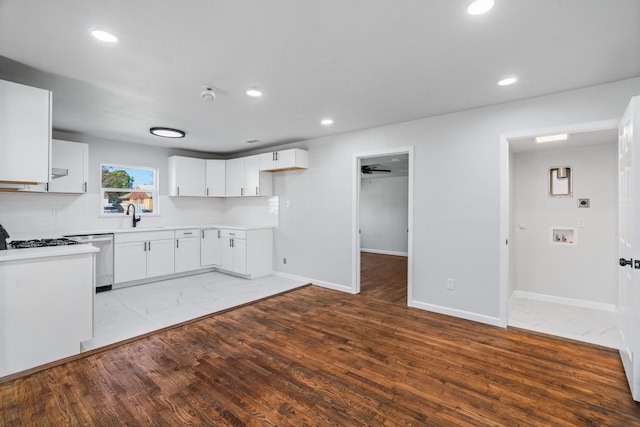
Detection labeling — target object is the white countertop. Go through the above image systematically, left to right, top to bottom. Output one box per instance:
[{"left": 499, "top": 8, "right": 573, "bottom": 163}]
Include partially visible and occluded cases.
[{"left": 0, "top": 244, "right": 99, "bottom": 263}]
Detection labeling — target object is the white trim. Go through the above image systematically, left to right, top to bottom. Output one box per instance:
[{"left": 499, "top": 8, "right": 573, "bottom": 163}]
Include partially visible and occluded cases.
[
  {"left": 499, "top": 118, "right": 620, "bottom": 328},
  {"left": 352, "top": 146, "right": 414, "bottom": 300},
  {"left": 360, "top": 248, "right": 408, "bottom": 257},
  {"left": 272, "top": 271, "right": 356, "bottom": 294},
  {"left": 511, "top": 290, "right": 617, "bottom": 313},
  {"left": 409, "top": 299, "right": 504, "bottom": 328}
]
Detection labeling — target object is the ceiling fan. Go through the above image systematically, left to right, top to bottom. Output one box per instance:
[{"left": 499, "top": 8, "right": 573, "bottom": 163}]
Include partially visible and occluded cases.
[{"left": 361, "top": 164, "right": 391, "bottom": 174}]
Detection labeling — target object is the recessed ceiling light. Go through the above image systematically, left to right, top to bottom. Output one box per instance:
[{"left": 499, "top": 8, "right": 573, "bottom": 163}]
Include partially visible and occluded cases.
[
  {"left": 467, "top": 0, "right": 495, "bottom": 15},
  {"left": 90, "top": 30, "right": 118, "bottom": 43},
  {"left": 497, "top": 77, "right": 517, "bottom": 86},
  {"left": 246, "top": 89, "right": 263, "bottom": 98},
  {"left": 321, "top": 118, "right": 334, "bottom": 126},
  {"left": 150, "top": 127, "right": 185, "bottom": 138},
  {"left": 535, "top": 133, "right": 569, "bottom": 143}
]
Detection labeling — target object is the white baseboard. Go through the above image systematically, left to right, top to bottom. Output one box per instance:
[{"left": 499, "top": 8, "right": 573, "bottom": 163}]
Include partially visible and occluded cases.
[
  {"left": 360, "top": 248, "right": 408, "bottom": 257},
  {"left": 271, "top": 271, "right": 357, "bottom": 294},
  {"left": 511, "top": 290, "right": 617, "bottom": 312},
  {"left": 409, "top": 299, "right": 504, "bottom": 328}
]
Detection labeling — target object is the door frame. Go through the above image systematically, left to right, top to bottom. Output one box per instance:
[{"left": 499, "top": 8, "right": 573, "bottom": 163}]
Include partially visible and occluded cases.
[
  {"left": 499, "top": 119, "right": 618, "bottom": 326},
  {"left": 352, "top": 146, "right": 414, "bottom": 300}
]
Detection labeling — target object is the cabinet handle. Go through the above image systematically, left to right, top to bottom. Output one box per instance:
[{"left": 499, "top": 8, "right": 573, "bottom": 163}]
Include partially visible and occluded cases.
[
  {"left": 275, "top": 151, "right": 279, "bottom": 161},
  {"left": 272, "top": 152, "right": 276, "bottom": 161},
  {"left": 83, "top": 182, "right": 87, "bottom": 193},
  {"left": 46, "top": 183, "right": 49, "bottom": 192},
  {"left": 177, "top": 186, "right": 180, "bottom": 196},
  {"left": 256, "top": 186, "right": 259, "bottom": 196},
  {"left": 206, "top": 188, "right": 209, "bottom": 196},
  {"left": 202, "top": 230, "right": 204, "bottom": 239},
  {"left": 218, "top": 230, "right": 221, "bottom": 238},
  {"left": 184, "top": 232, "right": 193, "bottom": 235},
  {"left": 176, "top": 239, "right": 179, "bottom": 248},
  {"left": 144, "top": 241, "right": 147, "bottom": 251},
  {"left": 148, "top": 241, "right": 151, "bottom": 251}
]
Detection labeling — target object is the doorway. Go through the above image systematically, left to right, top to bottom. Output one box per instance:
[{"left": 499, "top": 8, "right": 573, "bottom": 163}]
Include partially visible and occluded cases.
[
  {"left": 500, "top": 121, "right": 620, "bottom": 347},
  {"left": 353, "top": 147, "right": 414, "bottom": 304}
]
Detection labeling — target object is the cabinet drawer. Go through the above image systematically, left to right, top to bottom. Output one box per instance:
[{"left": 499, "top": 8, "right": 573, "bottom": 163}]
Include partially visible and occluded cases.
[
  {"left": 175, "top": 229, "right": 199, "bottom": 238},
  {"left": 221, "top": 229, "right": 246, "bottom": 239},
  {"left": 114, "top": 230, "right": 175, "bottom": 243}
]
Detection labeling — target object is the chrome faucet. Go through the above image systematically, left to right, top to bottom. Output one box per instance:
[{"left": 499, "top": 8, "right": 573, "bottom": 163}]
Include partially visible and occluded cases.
[{"left": 126, "top": 204, "right": 142, "bottom": 227}]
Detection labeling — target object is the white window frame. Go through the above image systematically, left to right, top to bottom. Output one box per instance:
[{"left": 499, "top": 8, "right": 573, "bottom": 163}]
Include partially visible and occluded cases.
[{"left": 100, "top": 163, "right": 160, "bottom": 217}]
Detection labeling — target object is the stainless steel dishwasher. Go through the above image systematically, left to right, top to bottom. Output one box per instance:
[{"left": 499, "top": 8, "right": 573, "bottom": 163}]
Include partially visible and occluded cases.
[{"left": 65, "top": 233, "right": 114, "bottom": 292}]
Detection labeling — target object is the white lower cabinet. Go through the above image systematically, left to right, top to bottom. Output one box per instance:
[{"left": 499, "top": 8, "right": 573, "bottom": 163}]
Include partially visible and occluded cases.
[
  {"left": 113, "top": 227, "right": 272, "bottom": 286},
  {"left": 201, "top": 228, "right": 222, "bottom": 267},
  {"left": 219, "top": 228, "right": 272, "bottom": 278},
  {"left": 175, "top": 229, "right": 201, "bottom": 273},
  {"left": 114, "top": 231, "right": 175, "bottom": 283}
]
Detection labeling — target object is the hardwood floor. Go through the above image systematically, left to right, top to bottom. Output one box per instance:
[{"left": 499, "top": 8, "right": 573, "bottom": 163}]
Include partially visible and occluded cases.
[
  {"left": 360, "top": 251, "right": 407, "bottom": 305},
  {"left": 2, "top": 285, "right": 640, "bottom": 426}
]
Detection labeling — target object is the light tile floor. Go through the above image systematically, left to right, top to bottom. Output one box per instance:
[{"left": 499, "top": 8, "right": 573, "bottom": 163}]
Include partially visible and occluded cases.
[
  {"left": 81, "top": 272, "right": 307, "bottom": 351},
  {"left": 508, "top": 295, "right": 621, "bottom": 349}
]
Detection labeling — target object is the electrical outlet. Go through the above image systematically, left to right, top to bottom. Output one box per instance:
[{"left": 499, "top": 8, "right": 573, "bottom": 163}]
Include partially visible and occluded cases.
[
  {"left": 283, "top": 257, "right": 287, "bottom": 265},
  {"left": 446, "top": 278, "right": 455, "bottom": 290}
]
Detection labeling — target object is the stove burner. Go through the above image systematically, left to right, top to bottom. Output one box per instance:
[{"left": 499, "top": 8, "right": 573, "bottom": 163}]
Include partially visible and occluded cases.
[{"left": 10, "top": 238, "right": 81, "bottom": 249}]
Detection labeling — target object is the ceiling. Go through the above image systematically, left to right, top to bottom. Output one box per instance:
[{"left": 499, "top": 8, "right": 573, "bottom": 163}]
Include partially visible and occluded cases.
[{"left": 0, "top": 1, "right": 638, "bottom": 155}]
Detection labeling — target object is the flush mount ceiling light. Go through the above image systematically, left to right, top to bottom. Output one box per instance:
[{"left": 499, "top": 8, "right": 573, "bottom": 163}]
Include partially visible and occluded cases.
[
  {"left": 467, "top": 0, "right": 495, "bottom": 15},
  {"left": 90, "top": 29, "right": 118, "bottom": 43},
  {"left": 497, "top": 77, "right": 517, "bottom": 87},
  {"left": 200, "top": 87, "right": 216, "bottom": 102},
  {"left": 246, "top": 89, "right": 263, "bottom": 98},
  {"left": 321, "top": 118, "right": 334, "bottom": 126},
  {"left": 150, "top": 127, "right": 185, "bottom": 138},
  {"left": 535, "top": 133, "right": 569, "bottom": 143},
  {"left": 244, "top": 139, "right": 260, "bottom": 144}
]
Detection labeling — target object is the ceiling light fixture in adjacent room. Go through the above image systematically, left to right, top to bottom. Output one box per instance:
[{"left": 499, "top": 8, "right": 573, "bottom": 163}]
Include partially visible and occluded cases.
[
  {"left": 467, "top": 0, "right": 495, "bottom": 15},
  {"left": 90, "top": 29, "right": 118, "bottom": 43},
  {"left": 497, "top": 77, "right": 517, "bottom": 86},
  {"left": 246, "top": 89, "right": 263, "bottom": 98},
  {"left": 321, "top": 118, "right": 334, "bottom": 126},
  {"left": 150, "top": 127, "right": 185, "bottom": 138},
  {"left": 535, "top": 133, "right": 569, "bottom": 143}
]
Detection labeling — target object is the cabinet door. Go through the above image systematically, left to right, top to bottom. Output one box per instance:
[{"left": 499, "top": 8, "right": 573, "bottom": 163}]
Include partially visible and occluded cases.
[
  {"left": 0, "top": 80, "right": 51, "bottom": 183},
  {"left": 48, "top": 140, "right": 88, "bottom": 193},
  {"left": 259, "top": 152, "right": 277, "bottom": 171},
  {"left": 244, "top": 155, "right": 260, "bottom": 196},
  {"left": 168, "top": 156, "right": 206, "bottom": 197},
  {"left": 225, "top": 158, "right": 244, "bottom": 196},
  {"left": 205, "top": 159, "right": 226, "bottom": 197},
  {"left": 201, "top": 229, "right": 222, "bottom": 267},
  {"left": 175, "top": 237, "right": 201, "bottom": 273},
  {"left": 220, "top": 237, "right": 234, "bottom": 271},
  {"left": 146, "top": 238, "right": 175, "bottom": 278},
  {"left": 231, "top": 238, "right": 247, "bottom": 274},
  {"left": 114, "top": 241, "right": 147, "bottom": 283}
]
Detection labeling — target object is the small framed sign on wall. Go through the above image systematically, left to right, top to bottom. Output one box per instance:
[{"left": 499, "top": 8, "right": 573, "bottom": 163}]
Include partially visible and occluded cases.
[{"left": 550, "top": 226, "right": 577, "bottom": 245}]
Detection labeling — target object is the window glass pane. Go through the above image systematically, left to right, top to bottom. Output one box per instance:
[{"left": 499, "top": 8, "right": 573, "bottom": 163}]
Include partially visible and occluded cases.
[{"left": 101, "top": 165, "right": 157, "bottom": 215}]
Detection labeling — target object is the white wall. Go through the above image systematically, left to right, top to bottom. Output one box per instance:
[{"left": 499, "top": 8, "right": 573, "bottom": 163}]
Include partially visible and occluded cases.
[
  {"left": 269, "top": 77, "right": 639, "bottom": 325},
  {"left": 0, "top": 134, "right": 278, "bottom": 239},
  {"left": 512, "top": 143, "right": 617, "bottom": 305},
  {"left": 360, "top": 176, "right": 408, "bottom": 255}
]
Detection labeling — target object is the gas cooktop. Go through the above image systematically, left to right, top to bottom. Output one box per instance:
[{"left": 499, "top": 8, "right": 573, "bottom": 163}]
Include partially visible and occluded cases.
[{"left": 10, "top": 238, "right": 81, "bottom": 249}]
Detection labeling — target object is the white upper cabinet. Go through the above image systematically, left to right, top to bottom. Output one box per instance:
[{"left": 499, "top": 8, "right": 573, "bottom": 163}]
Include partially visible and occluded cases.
[
  {"left": 0, "top": 79, "right": 51, "bottom": 184},
  {"left": 48, "top": 139, "right": 88, "bottom": 194},
  {"left": 259, "top": 148, "right": 308, "bottom": 172},
  {"left": 225, "top": 155, "right": 272, "bottom": 197},
  {"left": 168, "top": 156, "right": 206, "bottom": 197},
  {"left": 205, "top": 159, "right": 226, "bottom": 197}
]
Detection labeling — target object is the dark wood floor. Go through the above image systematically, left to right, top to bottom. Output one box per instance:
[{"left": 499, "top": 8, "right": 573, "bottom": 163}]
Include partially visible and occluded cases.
[
  {"left": 360, "top": 251, "right": 407, "bottom": 305},
  {"left": 2, "top": 285, "right": 640, "bottom": 426}
]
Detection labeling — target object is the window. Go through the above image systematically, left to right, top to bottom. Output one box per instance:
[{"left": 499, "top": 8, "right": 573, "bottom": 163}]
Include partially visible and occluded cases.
[{"left": 101, "top": 164, "right": 158, "bottom": 215}]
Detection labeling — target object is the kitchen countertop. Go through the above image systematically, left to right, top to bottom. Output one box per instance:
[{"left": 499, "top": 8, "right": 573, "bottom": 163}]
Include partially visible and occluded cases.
[{"left": 0, "top": 244, "right": 99, "bottom": 263}]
